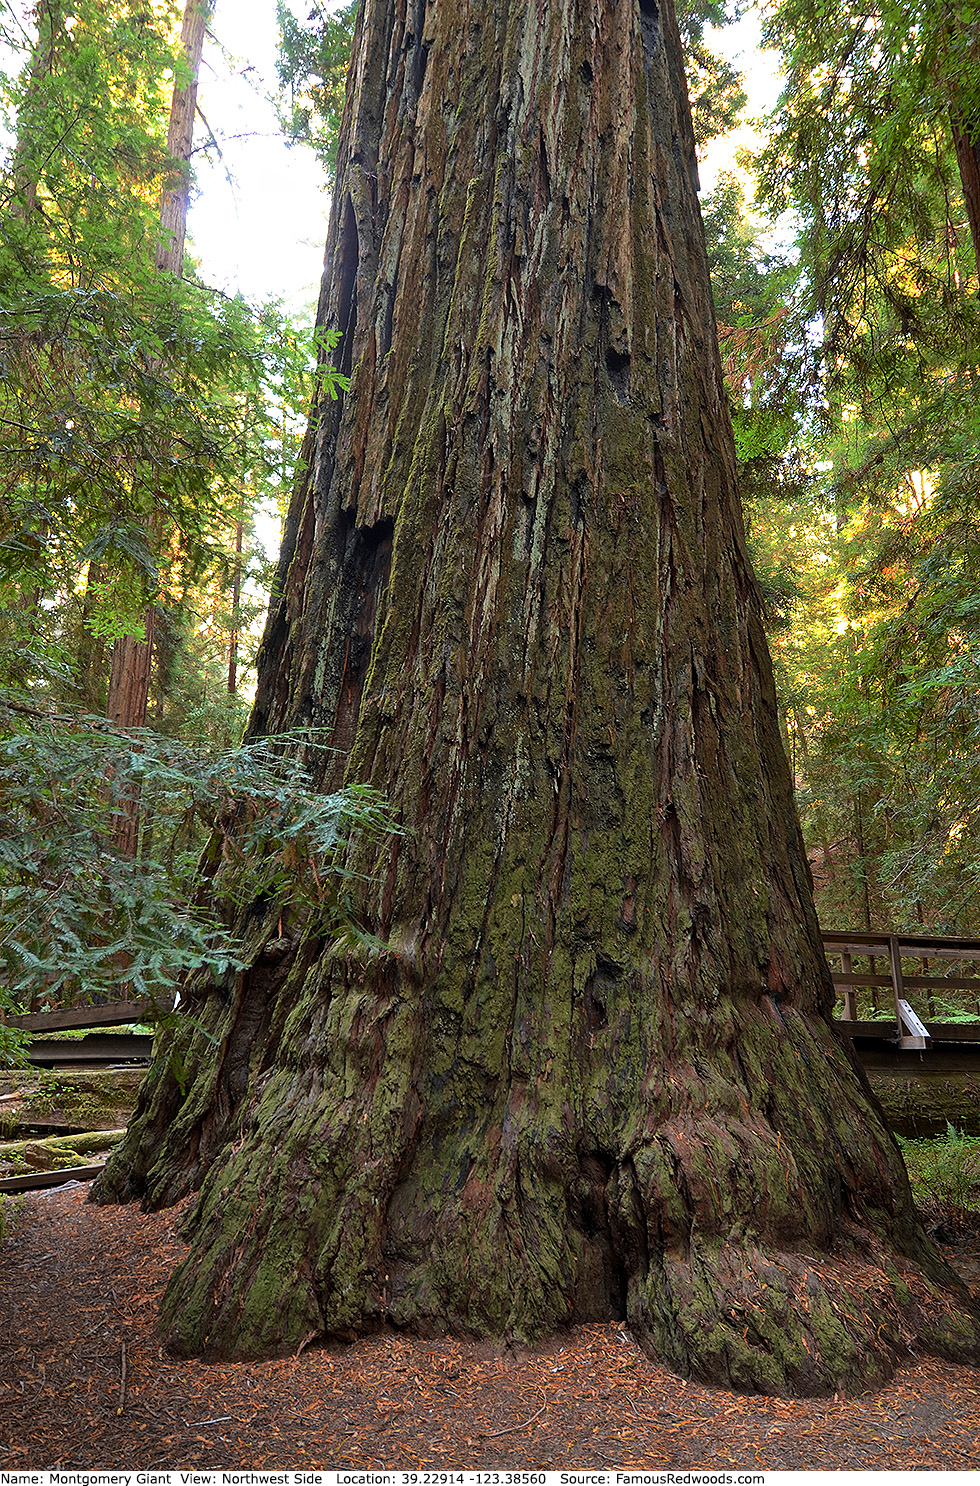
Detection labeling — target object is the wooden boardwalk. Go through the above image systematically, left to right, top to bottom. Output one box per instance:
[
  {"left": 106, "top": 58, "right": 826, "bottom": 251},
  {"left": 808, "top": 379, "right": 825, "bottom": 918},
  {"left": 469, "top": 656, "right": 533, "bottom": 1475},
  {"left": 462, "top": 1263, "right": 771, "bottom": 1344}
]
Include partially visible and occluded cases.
[{"left": 823, "top": 930, "right": 980, "bottom": 1051}]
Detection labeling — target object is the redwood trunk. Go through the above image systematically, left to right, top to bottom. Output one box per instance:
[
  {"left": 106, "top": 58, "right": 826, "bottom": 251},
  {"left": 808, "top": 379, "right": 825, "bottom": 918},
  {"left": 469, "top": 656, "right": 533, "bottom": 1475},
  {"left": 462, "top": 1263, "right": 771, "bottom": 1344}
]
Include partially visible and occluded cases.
[
  {"left": 96, "top": 0, "right": 979, "bottom": 1393},
  {"left": 228, "top": 516, "right": 243, "bottom": 695},
  {"left": 106, "top": 617, "right": 154, "bottom": 856}
]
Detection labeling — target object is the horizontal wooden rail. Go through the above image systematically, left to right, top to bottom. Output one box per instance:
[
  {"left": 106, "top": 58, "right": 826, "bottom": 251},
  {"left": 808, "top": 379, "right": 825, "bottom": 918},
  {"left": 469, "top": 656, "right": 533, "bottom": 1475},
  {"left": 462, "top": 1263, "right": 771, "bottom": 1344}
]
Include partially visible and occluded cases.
[
  {"left": 823, "top": 930, "right": 980, "bottom": 1050},
  {"left": 823, "top": 930, "right": 980, "bottom": 949},
  {"left": 825, "top": 939, "right": 980, "bottom": 964},
  {"left": 833, "top": 974, "right": 980, "bottom": 993},
  {"left": 4, "top": 998, "right": 171, "bottom": 1033},
  {"left": 839, "top": 1020, "right": 980, "bottom": 1043},
  {"left": 0, "top": 1163, "right": 107, "bottom": 1193}
]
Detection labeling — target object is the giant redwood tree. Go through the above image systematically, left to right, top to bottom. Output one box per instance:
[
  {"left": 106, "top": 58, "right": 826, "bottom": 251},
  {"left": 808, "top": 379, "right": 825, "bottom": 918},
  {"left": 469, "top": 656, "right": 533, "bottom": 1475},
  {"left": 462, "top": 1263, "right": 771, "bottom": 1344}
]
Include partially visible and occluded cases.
[{"left": 96, "top": 0, "right": 980, "bottom": 1393}]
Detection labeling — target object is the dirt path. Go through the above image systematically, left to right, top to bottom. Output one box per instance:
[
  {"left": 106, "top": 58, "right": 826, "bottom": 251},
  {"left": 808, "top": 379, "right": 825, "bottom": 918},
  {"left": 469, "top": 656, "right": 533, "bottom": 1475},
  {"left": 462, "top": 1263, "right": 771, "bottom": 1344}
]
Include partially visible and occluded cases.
[{"left": 2, "top": 1183, "right": 980, "bottom": 1470}]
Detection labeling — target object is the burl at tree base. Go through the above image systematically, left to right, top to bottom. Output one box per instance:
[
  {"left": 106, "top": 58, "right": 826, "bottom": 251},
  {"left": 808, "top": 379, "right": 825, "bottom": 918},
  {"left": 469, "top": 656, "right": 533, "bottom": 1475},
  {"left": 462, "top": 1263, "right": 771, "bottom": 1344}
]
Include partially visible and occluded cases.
[{"left": 96, "top": 0, "right": 979, "bottom": 1393}]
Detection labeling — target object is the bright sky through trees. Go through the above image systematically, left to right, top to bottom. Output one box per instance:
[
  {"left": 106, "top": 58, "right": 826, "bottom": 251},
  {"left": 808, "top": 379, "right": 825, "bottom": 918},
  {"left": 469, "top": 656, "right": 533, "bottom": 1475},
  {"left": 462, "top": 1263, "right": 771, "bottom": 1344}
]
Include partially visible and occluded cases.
[
  {"left": 1, "top": 0, "right": 781, "bottom": 304},
  {"left": 0, "top": 1, "right": 781, "bottom": 308},
  {"left": 0, "top": 1, "right": 329, "bottom": 306},
  {"left": 186, "top": 2, "right": 330, "bottom": 306},
  {"left": 699, "top": 8, "right": 783, "bottom": 190}
]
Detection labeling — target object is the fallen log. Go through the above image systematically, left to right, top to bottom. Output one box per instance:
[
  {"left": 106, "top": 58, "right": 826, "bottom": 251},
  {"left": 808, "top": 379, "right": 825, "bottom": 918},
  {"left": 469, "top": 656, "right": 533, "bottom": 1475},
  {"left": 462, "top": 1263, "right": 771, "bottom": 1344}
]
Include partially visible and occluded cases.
[
  {"left": 867, "top": 1071, "right": 980, "bottom": 1137},
  {"left": 1, "top": 1128, "right": 126, "bottom": 1170}
]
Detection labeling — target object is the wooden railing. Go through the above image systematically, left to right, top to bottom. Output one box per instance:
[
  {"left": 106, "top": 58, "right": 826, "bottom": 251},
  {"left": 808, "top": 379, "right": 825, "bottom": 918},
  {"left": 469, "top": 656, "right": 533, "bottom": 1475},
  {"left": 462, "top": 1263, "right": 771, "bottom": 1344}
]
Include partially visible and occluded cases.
[
  {"left": 823, "top": 930, "right": 980, "bottom": 1050},
  {"left": 4, "top": 997, "right": 171, "bottom": 1034}
]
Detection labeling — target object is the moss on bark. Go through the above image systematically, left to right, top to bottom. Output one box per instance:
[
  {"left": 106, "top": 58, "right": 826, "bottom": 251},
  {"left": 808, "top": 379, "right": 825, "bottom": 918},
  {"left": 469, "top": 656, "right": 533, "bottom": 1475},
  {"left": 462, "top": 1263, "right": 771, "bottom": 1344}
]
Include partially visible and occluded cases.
[{"left": 95, "top": 0, "right": 979, "bottom": 1392}]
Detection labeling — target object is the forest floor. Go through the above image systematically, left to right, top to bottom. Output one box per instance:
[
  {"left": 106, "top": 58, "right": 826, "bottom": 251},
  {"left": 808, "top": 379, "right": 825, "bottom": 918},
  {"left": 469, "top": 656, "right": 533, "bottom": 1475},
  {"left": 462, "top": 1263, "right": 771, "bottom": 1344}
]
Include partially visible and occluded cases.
[{"left": 2, "top": 1182, "right": 980, "bottom": 1471}]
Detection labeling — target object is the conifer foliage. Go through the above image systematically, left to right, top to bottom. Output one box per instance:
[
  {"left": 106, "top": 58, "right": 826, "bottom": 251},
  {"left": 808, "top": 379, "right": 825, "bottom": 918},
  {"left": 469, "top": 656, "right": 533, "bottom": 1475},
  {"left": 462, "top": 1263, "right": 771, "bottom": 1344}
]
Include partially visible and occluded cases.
[
  {"left": 0, "top": 0, "right": 355, "bottom": 1051},
  {"left": 0, "top": 0, "right": 294, "bottom": 685},
  {"left": 748, "top": 0, "right": 980, "bottom": 942}
]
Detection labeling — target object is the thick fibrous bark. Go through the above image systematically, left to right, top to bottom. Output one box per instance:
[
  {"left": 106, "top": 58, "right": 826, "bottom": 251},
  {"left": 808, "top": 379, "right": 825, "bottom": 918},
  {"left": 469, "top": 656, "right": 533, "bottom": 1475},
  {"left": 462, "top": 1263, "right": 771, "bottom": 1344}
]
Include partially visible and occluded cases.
[
  {"left": 96, "top": 0, "right": 979, "bottom": 1392},
  {"left": 106, "top": 618, "right": 154, "bottom": 856}
]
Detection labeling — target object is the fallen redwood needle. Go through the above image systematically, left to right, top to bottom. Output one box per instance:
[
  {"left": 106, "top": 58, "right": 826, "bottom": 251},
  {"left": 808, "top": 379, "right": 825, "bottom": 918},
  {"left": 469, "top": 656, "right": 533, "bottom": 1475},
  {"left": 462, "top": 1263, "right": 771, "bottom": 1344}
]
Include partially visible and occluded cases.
[
  {"left": 116, "top": 1343, "right": 127, "bottom": 1416},
  {"left": 481, "top": 1388, "right": 548, "bottom": 1439},
  {"left": 187, "top": 1416, "right": 233, "bottom": 1427}
]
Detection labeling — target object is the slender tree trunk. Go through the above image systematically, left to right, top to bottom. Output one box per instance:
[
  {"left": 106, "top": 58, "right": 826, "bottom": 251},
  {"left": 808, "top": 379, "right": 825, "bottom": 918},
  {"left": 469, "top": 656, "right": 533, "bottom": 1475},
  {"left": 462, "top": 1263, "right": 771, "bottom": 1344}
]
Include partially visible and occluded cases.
[
  {"left": 5, "top": 0, "right": 62, "bottom": 220},
  {"left": 96, "top": 0, "right": 979, "bottom": 1393},
  {"left": 105, "top": 0, "right": 211, "bottom": 848},
  {"left": 155, "top": 0, "right": 210, "bottom": 277},
  {"left": 946, "top": 4, "right": 980, "bottom": 286},
  {"left": 951, "top": 112, "right": 980, "bottom": 287},
  {"left": 228, "top": 515, "right": 244, "bottom": 695},
  {"left": 76, "top": 561, "right": 107, "bottom": 711},
  {"left": 104, "top": 616, "right": 154, "bottom": 856},
  {"left": 106, "top": 620, "right": 155, "bottom": 731},
  {"left": 852, "top": 655, "right": 878, "bottom": 1004},
  {"left": 853, "top": 795, "right": 879, "bottom": 1015}
]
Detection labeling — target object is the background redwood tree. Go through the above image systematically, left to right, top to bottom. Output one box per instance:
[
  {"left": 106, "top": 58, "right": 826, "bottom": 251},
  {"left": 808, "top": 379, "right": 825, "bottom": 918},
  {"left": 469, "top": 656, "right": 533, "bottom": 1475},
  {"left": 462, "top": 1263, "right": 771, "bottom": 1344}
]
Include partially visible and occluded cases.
[{"left": 97, "top": 0, "right": 979, "bottom": 1393}]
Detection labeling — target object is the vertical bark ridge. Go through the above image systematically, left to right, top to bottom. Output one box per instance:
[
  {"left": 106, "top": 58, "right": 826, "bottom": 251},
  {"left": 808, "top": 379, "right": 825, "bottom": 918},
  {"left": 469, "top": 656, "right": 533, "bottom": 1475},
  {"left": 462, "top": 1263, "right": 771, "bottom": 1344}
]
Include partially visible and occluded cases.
[{"left": 96, "top": 0, "right": 979, "bottom": 1393}]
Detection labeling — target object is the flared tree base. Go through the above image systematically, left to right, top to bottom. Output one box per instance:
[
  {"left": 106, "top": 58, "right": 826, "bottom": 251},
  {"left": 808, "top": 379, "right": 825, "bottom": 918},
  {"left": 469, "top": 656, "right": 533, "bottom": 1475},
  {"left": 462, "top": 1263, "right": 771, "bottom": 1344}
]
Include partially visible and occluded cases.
[{"left": 94, "top": 964, "right": 980, "bottom": 1396}]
